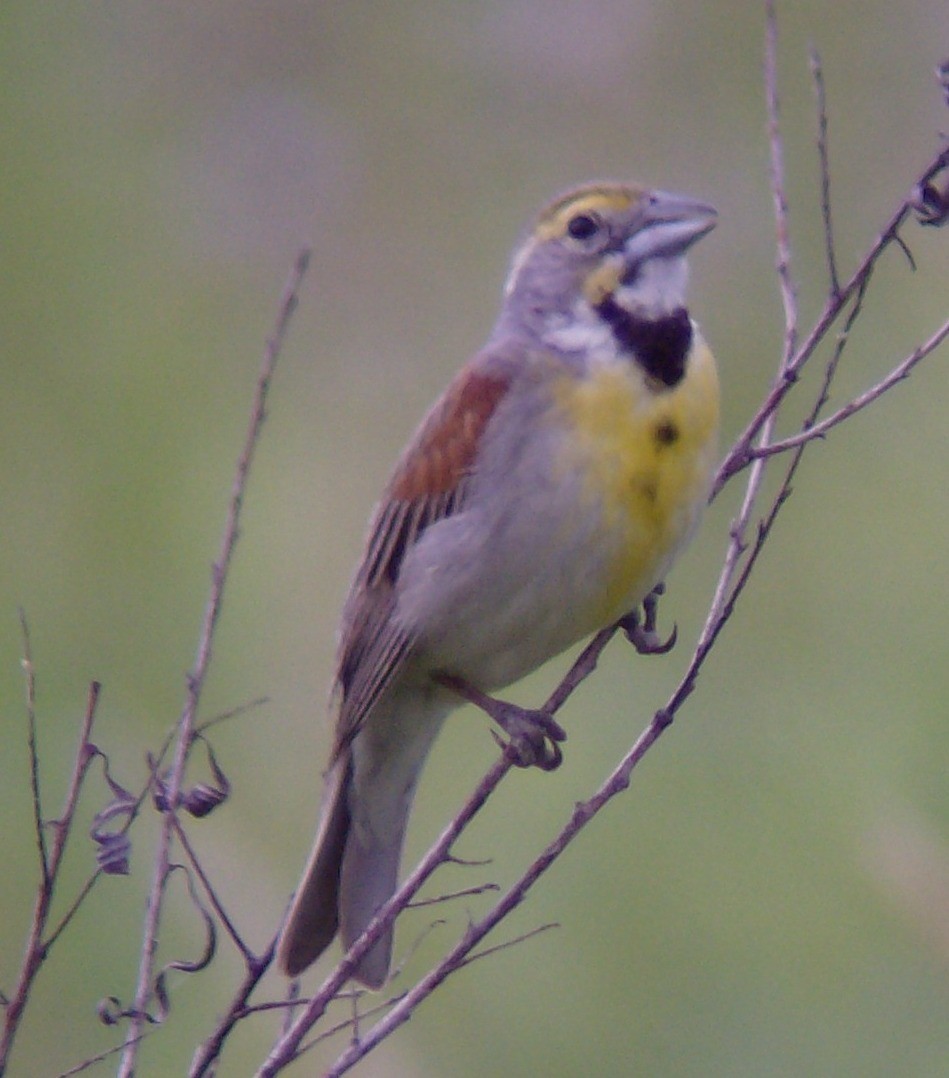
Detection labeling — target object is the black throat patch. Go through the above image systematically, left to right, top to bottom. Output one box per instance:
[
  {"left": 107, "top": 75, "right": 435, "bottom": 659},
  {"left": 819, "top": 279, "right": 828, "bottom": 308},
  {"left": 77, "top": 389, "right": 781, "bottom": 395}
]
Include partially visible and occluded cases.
[{"left": 594, "top": 299, "right": 693, "bottom": 389}]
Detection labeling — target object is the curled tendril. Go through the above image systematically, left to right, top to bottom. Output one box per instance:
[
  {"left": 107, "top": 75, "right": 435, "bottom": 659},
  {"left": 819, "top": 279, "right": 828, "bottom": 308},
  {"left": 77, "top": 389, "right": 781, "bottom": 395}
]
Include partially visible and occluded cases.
[
  {"left": 911, "top": 177, "right": 949, "bottom": 227},
  {"left": 150, "top": 734, "right": 231, "bottom": 818},
  {"left": 87, "top": 745, "right": 138, "bottom": 875},
  {"left": 96, "top": 863, "right": 216, "bottom": 1029},
  {"left": 152, "top": 864, "right": 217, "bottom": 1021},
  {"left": 96, "top": 996, "right": 158, "bottom": 1027}
]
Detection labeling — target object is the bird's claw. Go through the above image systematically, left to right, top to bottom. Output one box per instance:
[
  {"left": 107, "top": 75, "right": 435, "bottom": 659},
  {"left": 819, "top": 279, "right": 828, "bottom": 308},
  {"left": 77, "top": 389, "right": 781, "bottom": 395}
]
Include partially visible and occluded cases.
[
  {"left": 619, "top": 585, "right": 678, "bottom": 656},
  {"left": 621, "top": 616, "right": 678, "bottom": 655},
  {"left": 437, "top": 672, "right": 565, "bottom": 771},
  {"left": 490, "top": 705, "right": 565, "bottom": 771}
]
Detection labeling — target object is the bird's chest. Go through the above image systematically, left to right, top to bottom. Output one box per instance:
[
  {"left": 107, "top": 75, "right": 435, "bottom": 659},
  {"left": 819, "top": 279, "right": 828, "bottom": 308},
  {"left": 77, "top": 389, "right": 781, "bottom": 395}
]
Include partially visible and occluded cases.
[{"left": 549, "top": 357, "right": 718, "bottom": 621}]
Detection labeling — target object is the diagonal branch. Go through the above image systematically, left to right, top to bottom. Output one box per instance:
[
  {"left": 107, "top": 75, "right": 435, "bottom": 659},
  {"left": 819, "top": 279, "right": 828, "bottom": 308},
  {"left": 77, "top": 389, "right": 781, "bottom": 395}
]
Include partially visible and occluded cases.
[
  {"left": 713, "top": 139, "right": 949, "bottom": 498},
  {"left": 751, "top": 316, "right": 949, "bottom": 458},
  {"left": 254, "top": 628, "right": 618, "bottom": 1076},
  {"left": 1, "top": 676, "right": 102, "bottom": 1072}
]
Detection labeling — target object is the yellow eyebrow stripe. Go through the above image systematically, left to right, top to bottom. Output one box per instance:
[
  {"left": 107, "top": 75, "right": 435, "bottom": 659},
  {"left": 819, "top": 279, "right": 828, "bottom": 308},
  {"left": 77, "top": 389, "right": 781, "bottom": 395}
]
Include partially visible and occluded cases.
[{"left": 534, "top": 185, "right": 645, "bottom": 240}]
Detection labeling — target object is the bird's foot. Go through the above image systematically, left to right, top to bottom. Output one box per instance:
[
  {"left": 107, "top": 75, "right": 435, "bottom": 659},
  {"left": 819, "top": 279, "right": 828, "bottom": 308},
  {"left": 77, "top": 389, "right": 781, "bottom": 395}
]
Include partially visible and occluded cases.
[
  {"left": 619, "top": 584, "right": 678, "bottom": 656},
  {"left": 436, "top": 674, "right": 565, "bottom": 771}
]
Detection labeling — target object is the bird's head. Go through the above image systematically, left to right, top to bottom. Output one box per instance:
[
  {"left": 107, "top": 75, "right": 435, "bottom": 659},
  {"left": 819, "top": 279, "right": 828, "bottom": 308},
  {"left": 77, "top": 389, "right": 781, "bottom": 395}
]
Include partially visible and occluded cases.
[{"left": 499, "top": 183, "right": 716, "bottom": 374}]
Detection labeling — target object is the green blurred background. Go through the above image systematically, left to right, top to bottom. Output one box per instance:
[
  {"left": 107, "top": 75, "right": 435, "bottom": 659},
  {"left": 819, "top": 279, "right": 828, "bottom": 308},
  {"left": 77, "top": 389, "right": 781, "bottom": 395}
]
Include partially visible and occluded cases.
[{"left": 2, "top": 2, "right": 948, "bottom": 1075}]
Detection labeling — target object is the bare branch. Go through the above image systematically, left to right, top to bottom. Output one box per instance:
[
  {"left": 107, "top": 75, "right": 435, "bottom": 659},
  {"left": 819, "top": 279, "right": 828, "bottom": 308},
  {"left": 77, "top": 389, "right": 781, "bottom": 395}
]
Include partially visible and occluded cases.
[
  {"left": 700, "top": 0, "right": 799, "bottom": 640},
  {"left": 765, "top": 0, "right": 799, "bottom": 369},
  {"left": 810, "top": 44, "right": 840, "bottom": 294},
  {"left": 714, "top": 140, "right": 949, "bottom": 497},
  {"left": 117, "top": 247, "right": 311, "bottom": 1077},
  {"left": 752, "top": 316, "right": 949, "bottom": 458},
  {"left": 18, "top": 609, "right": 47, "bottom": 879},
  {"left": 256, "top": 620, "right": 621, "bottom": 1073},
  {"left": 1, "top": 676, "right": 102, "bottom": 1072},
  {"left": 194, "top": 695, "right": 270, "bottom": 737},
  {"left": 170, "top": 814, "right": 256, "bottom": 961},
  {"left": 406, "top": 882, "right": 500, "bottom": 910},
  {"left": 451, "top": 922, "right": 559, "bottom": 972},
  {"left": 188, "top": 944, "right": 276, "bottom": 1078},
  {"left": 293, "top": 993, "right": 408, "bottom": 1062},
  {"left": 55, "top": 1033, "right": 147, "bottom": 1078}
]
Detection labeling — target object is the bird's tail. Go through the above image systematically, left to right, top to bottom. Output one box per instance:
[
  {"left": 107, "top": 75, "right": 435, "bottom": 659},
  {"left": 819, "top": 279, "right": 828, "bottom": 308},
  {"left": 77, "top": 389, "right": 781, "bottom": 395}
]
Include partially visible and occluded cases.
[
  {"left": 279, "top": 696, "right": 444, "bottom": 988},
  {"left": 278, "top": 754, "right": 354, "bottom": 979}
]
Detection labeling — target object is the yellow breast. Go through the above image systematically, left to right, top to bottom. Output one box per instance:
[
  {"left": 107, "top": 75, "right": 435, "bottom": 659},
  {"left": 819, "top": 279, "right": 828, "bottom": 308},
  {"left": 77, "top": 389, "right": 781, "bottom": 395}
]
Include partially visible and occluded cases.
[{"left": 551, "top": 336, "right": 719, "bottom": 623}]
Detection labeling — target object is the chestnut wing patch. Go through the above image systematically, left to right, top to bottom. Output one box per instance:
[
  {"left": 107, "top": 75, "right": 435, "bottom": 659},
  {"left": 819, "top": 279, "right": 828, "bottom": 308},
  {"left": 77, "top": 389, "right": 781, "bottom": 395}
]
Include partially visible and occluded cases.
[
  {"left": 334, "top": 366, "right": 511, "bottom": 749},
  {"left": 362, "top": 368, "right": 511, "bottom": 587}
]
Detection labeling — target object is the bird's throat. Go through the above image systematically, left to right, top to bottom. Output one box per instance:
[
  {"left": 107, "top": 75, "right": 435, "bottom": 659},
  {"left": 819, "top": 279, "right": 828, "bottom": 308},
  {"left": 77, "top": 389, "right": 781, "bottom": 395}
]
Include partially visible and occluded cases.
[{"left": 594, "top": 299, "right": 693, "bottom": 389}]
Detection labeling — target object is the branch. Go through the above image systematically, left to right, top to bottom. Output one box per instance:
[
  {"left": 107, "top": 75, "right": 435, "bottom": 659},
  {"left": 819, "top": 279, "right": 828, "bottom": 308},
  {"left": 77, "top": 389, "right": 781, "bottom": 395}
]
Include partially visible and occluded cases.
[
  {"left": 700, "top": 0, "right": 795, "bottom": 639},
  {"left": 765, "top": 0, "right": 799, "bottom": 370},
  {"left": 810, "top": 44, "right": 840, "bottom": 295},
  {"left": 713, "top": 138, "right": 949, "bottom": 498},
  {"left": 116, "top": 248, "right": 311, "bottom": 1077},
  {"left": 751, "top": 316, "right": 949, "bottom": 458},
  {"left": 18, "top": 610, "right": 47, "bottom": 882},
  {"left": 255, "top": 628, "right": 618, "bottom": 1075},
  {"left": 1, "top": 671, "right": 102, "bottom": 1072},
  {"left": 322, "top": 697, "right": 676, "bottom": 1075}
]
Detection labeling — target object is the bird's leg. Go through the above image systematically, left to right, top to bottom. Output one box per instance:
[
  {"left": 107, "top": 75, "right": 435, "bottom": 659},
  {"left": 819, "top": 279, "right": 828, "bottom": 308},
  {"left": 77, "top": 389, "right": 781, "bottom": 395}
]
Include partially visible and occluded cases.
[
  {"left": 619, "top": 583, "right": 678, "bottom": 656},
  {"left": 434, "top": 673, "right": 565, "bottom": 771}
]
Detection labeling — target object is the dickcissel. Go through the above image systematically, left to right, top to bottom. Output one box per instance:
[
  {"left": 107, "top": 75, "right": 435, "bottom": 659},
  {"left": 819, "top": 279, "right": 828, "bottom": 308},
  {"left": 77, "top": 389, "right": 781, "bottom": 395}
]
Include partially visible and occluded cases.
[{"left": 279, "top": 182, "right": 719, "bottom": 987}]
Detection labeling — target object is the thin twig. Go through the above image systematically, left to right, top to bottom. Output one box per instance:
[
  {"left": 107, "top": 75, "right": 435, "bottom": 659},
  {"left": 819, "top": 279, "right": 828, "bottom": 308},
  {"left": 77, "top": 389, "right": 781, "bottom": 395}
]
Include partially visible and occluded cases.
[
  {"left": 701, "top": 0, "right": 794, "bottom": 638},
  {"left": 766, "top": 0, "right": 799, "bottom": 369},
  {"left": 810, "top": 44, "right": 840, "bottom": 294},
  {"left": 713, "top": 140, "right": 949, "bottom": 497},
  {"left": 117, "top": 248, "right": 311, "bottom": 1078},
  {"left": 803, "top": 277, "right": 870, "bottom": 426},
  {"left": 751, "top": 316, "right": 949, "bottom": 458},
  {"left": 18, "top": 609, "right": 47, "bottom": 880},
  {"left": 1, "top": 678, "right": 102, "bottom": 1072},
  {"left": 194, "top": 695, "right": 270, "bottom": 736},
  {"left": 170, "top": 814, "right": 256, "bottom": 961},
  {"left": 44, "top": 872, "right": 102, "bottom": 952},
  {"left": 406, "top": 882, "right": 500, "bottom": 910},
  {"left": 453, "top": 922, "right": 559, "bottom": 971},
  {"left": 188, "top": 944, "right": 276, "bottom": 1078},
  {"left": 293, "top": 993, "right": 408, "bottom": 1060},
  {"left": 55, "top": 1033, "right": 147, "bottom": 1077}
]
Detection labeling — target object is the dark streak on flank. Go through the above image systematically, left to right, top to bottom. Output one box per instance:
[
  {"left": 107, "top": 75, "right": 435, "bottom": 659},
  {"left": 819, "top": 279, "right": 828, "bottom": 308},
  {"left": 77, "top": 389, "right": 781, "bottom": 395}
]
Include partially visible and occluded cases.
[{"left": 654, "top": 419, "right": 679, "bottom": 446}]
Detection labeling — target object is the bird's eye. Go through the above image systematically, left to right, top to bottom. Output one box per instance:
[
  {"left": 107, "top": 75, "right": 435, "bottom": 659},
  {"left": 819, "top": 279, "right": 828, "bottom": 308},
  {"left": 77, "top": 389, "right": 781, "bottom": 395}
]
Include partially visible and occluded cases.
[{"left": 566, "top": 212, "right": 602, "bottom": 242}]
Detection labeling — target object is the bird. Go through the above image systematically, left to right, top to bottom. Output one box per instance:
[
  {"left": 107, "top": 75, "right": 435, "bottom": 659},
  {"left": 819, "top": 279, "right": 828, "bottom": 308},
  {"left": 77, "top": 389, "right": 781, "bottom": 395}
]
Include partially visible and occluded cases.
[{"left": 278, "top": 181, "right": 720, "bottom": 987}]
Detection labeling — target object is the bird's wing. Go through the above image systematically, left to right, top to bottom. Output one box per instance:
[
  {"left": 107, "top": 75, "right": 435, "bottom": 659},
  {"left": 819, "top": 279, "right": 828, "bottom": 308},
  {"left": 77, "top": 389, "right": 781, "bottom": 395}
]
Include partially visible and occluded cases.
[{"left": 332, "top": 361, "right": 513, "bottom": 753}]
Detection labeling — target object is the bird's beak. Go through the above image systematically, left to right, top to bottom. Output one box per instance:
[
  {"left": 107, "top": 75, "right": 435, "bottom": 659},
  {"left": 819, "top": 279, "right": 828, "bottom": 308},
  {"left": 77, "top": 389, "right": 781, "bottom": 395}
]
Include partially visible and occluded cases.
[{"left": 623, "top": 191, "right": 718, "bottom": 266}]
